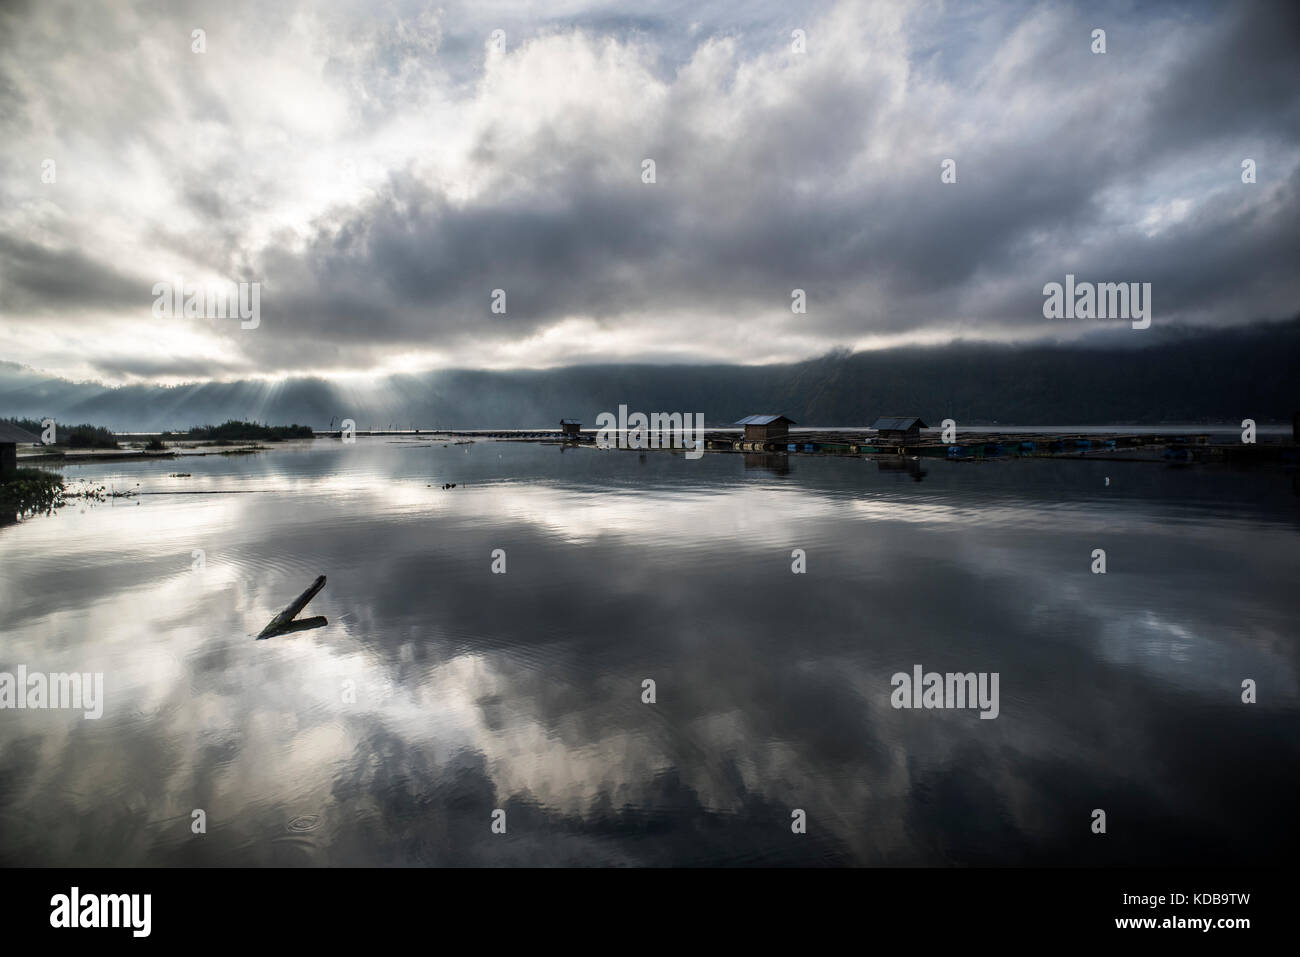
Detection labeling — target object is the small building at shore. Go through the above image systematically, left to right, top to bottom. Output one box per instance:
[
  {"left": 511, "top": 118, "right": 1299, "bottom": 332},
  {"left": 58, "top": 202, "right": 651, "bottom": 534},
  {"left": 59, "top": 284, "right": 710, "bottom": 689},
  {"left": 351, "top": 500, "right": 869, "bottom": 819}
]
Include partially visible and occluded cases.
[
  {"left": 735, "top": 414, "right": 795, "bottom": 443},
  {"left": 871, "top": 416, "right": 927, "bottom": 446},
  {"left": 559, "top": 419, "right": 582, "bottom": 437},
  {"left": 0, "top": 421, "right": 40, "bottom": 474}
]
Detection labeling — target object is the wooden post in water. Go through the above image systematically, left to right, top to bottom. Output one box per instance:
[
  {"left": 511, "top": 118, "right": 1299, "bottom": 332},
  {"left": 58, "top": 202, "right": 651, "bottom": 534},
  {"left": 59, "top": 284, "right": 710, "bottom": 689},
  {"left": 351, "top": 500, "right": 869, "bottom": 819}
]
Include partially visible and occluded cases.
[{"left": 258, "top": 575, "right": 327, "bottom": 639}]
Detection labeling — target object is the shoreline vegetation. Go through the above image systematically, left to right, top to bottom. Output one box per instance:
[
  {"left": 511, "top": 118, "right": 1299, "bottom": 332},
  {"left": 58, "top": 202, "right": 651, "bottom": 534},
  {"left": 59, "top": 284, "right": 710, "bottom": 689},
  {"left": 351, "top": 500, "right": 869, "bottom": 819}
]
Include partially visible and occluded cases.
[
  {"left": 0, "top": 418, "right": 313, "bottom": 520},
  {"left": 3, "top": 418, "right": 313, "bottom": 464},
  {"left": 3, "top": 418, "right": 311, "bottom": 444},
  {"left": 2, "top": 419, "right": 120, "bottom": 449},
  {"left": 172, "top": 421, "right": 313, "bottom": 442},
  {"left": 0, "top": 467, "right": 63, "bottom": 516},
  {"left": 0, "top": 469, "right": 151, "bottom": 522}
]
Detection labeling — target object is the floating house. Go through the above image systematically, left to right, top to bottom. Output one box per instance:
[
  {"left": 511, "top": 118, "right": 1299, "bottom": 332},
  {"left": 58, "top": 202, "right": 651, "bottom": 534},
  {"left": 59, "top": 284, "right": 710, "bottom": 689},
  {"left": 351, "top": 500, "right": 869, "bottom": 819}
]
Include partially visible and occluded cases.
[
  {"left": 735, "top": 414, "right": 795, "bottom": 443},
  {"left": 870, "top": 416, "right": 927, "bottom": 446},
  {"left": 559, "top": 419, "right": 582, "bottom": 437},
  {"left": 0, "top": 421, "right": 39, "bottom": 474}
]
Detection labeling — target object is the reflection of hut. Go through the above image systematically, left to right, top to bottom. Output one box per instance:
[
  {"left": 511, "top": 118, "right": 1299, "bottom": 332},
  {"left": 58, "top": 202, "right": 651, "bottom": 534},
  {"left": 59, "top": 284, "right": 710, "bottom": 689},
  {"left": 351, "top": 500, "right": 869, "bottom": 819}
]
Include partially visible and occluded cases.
[
  {"left": 734, "top": 414, "right": 795, "bottom": 443},
  {"left": 871, "top": 416, "right": 927, "bottom": 446},
  {"left": 559, "top": 419, "right": 581, "bottom": 437},
  {"left": 0, "top": 421, "right": 40, "bottom": 474},
  {"left": 743, "top": 452, "right": 791, "bottom": 475},
  {"left": 877, "top": 456, "right": 928, "bottom": 481}
]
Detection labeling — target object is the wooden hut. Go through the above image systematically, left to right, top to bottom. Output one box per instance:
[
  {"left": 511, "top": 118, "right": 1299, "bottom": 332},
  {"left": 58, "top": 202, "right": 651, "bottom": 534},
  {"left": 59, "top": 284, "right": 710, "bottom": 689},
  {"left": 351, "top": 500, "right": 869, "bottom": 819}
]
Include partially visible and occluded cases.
[
  {"left": 734, "top": 414, "right": 795, "bottom": 443},
  {"left": 870, "top": 416, "right": 927, "bottom": 446},
  {"left": 559, "top": 419, "right": 581, "bottom": 437},
  {"left": 0, "top": 421, "right": 40, "bottom": 474}
]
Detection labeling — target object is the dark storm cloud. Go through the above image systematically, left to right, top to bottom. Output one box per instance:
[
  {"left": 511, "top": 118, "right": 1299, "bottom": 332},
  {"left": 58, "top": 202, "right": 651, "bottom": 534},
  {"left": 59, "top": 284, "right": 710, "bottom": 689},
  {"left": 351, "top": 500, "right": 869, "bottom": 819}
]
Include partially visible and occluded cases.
[
  {"left": 1148, "top": 0, "right": 1300, "bottom": 151},
  {"left": 0, "top": 235, "right": 143, "bottom": 312}
]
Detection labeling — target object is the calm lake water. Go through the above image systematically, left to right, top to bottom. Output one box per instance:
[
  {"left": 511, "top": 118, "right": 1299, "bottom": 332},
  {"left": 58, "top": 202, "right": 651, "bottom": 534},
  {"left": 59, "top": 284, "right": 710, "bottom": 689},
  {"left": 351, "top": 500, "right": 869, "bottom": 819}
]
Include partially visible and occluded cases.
[{"left": 1, "top": 438, "right": 1297, "bottom": 866}]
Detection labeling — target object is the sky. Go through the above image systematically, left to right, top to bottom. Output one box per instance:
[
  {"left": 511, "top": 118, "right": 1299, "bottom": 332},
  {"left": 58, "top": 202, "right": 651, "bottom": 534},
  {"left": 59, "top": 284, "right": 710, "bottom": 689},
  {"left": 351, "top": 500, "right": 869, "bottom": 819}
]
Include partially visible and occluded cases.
[{"left": 0, "top": 0, "right": 1297, "bottom": 385}]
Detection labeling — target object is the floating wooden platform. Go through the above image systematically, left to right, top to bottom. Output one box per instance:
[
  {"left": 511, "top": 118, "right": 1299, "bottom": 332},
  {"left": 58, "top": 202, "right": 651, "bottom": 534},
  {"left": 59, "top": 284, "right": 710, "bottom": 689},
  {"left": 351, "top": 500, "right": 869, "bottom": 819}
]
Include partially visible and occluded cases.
[{"left": 311, "top": 428, "right": 1297, "bottom": 468}]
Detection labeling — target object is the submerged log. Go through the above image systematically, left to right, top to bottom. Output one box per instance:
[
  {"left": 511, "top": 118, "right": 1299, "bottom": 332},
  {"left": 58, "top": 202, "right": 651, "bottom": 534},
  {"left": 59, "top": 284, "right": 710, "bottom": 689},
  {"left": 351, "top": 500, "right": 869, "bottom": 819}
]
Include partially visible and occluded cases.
[
  {"left": 257, "top": 575, "right": 326, "bottom": 639},
  {"left": 273, "top": 615, "right": 328, "bottom": 636}
]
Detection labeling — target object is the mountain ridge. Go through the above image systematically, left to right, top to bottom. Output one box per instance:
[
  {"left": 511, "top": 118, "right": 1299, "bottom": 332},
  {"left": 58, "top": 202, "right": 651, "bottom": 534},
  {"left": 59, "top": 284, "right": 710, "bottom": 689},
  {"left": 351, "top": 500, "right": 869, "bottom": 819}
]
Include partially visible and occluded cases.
[{"left": 3, "top": 319, "right": 1297, "bottom": 430}]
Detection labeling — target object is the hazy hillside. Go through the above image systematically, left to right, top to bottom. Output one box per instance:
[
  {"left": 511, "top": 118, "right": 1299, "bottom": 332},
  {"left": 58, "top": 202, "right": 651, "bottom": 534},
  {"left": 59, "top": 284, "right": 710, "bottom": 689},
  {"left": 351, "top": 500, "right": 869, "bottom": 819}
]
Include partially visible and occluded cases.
[{"left": 2, "top": 319, "right": 1297, "bottom": 430}]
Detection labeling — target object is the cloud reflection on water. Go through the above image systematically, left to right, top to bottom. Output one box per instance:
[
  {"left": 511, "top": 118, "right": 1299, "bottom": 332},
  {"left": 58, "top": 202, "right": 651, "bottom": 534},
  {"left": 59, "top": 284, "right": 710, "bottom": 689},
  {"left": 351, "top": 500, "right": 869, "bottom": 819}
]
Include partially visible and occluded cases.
[{"left": 0, "top": 440, "right": 1296, "bottom": 864}]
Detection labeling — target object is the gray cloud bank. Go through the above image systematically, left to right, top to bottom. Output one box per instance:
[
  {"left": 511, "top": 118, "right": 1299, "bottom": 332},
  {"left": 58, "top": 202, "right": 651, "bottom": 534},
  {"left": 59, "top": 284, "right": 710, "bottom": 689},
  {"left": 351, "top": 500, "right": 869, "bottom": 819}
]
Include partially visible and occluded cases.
[{"left": 1, "top": 0, "right": 1298, "bottom": 382}]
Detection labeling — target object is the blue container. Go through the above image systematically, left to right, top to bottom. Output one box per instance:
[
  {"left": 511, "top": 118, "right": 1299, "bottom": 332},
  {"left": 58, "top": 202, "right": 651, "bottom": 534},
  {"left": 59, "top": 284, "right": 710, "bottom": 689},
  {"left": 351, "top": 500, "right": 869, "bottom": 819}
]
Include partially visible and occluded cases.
[
  {"left": 787, "top": 444, "right": 797, "bottom": 451},
  {"left": 803, "top": 444, "right": 815, "bottom": 452}
]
